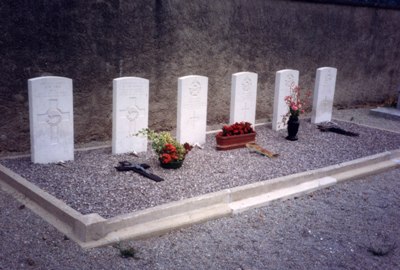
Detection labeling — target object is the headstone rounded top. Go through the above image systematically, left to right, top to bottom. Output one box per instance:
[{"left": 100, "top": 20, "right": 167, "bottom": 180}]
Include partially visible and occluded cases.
[
  {"left": 317, "top": 67, "right": 337, "bottom": 72},
  {"left": 276, "top": 69, "right": 299, "bottom": 74},
  {"left": 233, "top": 71, "right": 257, "bottom": 76},
  {"left": 179, "top": 75, "right": 208, "bottom": 80},
  {"left": 28, "top": 76, "right": 72, "bottom": 82},
  {"left": 114, "top": 76, "right": 149, "bottom": 83}
]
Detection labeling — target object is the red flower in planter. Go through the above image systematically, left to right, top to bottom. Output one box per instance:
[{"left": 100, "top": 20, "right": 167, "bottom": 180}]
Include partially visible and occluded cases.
[
  {"left": 215, "top": 122, "right": 256, "bottom": 150},
  {"left": 219, "top": 122, "right": 255, "bottom": 137},
  {"left": 137, "top": 129, "right": 193, "bottom": 165},
  {"left": 159, "top": 142, "right": 192, "bottom": 164},
  {"left": 183, "top": 142, "right": 193, "bottom": 153},
  {"left": 163, "top": 143, "right": 177, "bottom": 154},
  {"left": 160, "top": 144, "right": 178, "bottom": 163},
  {"left": 160, "top": 153, "right": 172, "bottom": 164},
  {"left": 171, "top": 153, "right": 179, "bottom": 160}
]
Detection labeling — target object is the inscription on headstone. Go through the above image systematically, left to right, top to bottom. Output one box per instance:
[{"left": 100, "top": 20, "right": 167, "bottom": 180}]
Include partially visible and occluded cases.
[
  {"left": 311, "top": 67, "right": 337, "bottom": 124},
  {"left": 272, "top": 69, "right": 299, "bottom": 131},
  {"left": 230, "top": 72, "right": 258, "bottom": 125},
  {"left": 177, "top": 75, "right": 208, "bottom": 145},
  {"left": 28, "top": 76, "right": 74, "bottom": 163},
  {"left": 112, "top": 77, "right": 149, "bottom": 154}
]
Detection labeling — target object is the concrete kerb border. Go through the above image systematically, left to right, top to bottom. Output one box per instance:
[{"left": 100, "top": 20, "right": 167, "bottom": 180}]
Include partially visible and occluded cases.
[
  {"left": 0, "top": 149, "right": 399, "bottom": 249},
  {"left": 0, "top": 164, "right": 106, "bottom": 244}
]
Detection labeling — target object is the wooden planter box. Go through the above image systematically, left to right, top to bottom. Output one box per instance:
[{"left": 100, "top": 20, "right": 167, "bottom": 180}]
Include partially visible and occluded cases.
[{"left": 216, "top": 132, "right": 256, "bottom": 150}]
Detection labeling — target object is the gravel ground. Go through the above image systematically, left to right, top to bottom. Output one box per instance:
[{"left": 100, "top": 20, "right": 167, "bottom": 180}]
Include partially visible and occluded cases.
[
  {"left": 0, "top": 109, "right": 399, "bottom": 269},
  {"left": 1, "top": 119, "right": 399, "bottom": 218},
  {"left": 1, "top": 168, "right": 399, "bottom": 269}
]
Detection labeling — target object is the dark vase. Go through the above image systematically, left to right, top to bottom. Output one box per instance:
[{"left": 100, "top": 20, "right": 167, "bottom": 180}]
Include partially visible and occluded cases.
[
  {"left": 286, "top": 115, "right": 300, "bottom": 141},
  {"left": 159, "top": 158, "right": 184, "bottom": 169}
]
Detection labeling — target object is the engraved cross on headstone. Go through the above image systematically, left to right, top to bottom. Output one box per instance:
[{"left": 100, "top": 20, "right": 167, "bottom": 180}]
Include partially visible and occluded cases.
[
  {"left": 323, "top": 71, "right": 333, "bottom": 87},
  {"left": 285, "top": 74, "right": 295, "bottom": 89},
  {"left": 242, "top": 76, "right": 252, "bottom": 93},
  {"left": 189, "top": 80, "right": 201, "bottom": 97},
  {"left": 320, "top": 96, "right": 333, "bottom": 113},
  {"left": 119, "top": 97, "right": 146, "bottom": 134},
  {"left": 37, "top": 99, "right": 71, "bottom": 144},
  {"left": 241, "top": 102, "right": 250, "bottom": 120},
  {"left": 188, "top": 110, "right": 200, "bottom": 128}
]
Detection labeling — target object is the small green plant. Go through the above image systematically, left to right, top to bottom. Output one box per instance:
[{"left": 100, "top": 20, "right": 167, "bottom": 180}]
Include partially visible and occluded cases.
[
  {"left": 136, "top": 129, "right": 192, "bottom": 164},
  {"left": 114, "top": 243, "right": 140, "bottom": 260},
  {"left": 120, "top": 247, "right": 136, "bottom": 258}
]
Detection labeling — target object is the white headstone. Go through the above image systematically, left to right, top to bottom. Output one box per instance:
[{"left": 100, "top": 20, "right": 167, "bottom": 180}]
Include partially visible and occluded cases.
[
  {"left": 311, "top": 67, "right": 337, "bottom": 124},
  {"left": 272, "top": 69, "right": 299, "bottom": 131},
  {"left": 230, "top": 72, "right": 258, "bottom": 125},
  {"left": 177, "top": 75, "right": 208, "bottom": 145},
  {"left": 28, "top": 76, "right": 74, "bottom": 163},
  {"left": 112, "top": 77, "right": 149, "bottom": 154}
]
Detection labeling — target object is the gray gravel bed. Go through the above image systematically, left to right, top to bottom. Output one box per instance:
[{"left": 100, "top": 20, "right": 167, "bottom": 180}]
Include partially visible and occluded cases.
[
  {"left": 1, "top": 119, "right": 400, "bottom": 219},
  {"left": 1, "top": 168, "right": 399, "bottom": 269}
]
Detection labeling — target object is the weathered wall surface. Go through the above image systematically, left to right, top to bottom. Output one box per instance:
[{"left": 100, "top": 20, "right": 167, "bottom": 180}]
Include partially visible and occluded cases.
[{"left": 1, "top": 0, "right": 400, "bottom": 153}]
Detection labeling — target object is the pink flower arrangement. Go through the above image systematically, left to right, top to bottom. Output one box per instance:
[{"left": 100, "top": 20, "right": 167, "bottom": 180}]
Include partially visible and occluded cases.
[{"left": 284, "top": 85, "right": 311, "bottom": 118}]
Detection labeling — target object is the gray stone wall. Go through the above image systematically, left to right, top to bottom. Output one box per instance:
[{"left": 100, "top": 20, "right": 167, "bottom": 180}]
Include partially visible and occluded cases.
[{"left": 1, "top": 0, "right": 400, "bottom": 153}]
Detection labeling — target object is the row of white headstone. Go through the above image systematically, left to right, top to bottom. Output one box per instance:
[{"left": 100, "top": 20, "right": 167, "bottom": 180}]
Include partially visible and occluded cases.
[{"left": 28, "top": 67, "right": 337, "bottom": 163}]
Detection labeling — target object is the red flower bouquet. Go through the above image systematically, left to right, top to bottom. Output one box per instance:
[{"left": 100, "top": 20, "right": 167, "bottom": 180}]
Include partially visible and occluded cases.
[
  {"left": 216, "top": 122, "right": 256, "bottom": 150},
  {"left": 217, "top": 122, "right": 255, "bottom": 137},
  {"left": 137, "top": 129, "right": 192, "bottom": 168},
  {"left": 159, "top": 142, "right": 192, "bottom": 164}
]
